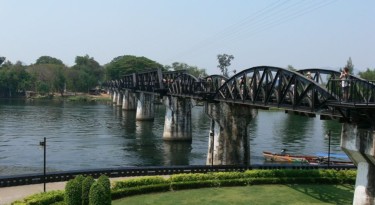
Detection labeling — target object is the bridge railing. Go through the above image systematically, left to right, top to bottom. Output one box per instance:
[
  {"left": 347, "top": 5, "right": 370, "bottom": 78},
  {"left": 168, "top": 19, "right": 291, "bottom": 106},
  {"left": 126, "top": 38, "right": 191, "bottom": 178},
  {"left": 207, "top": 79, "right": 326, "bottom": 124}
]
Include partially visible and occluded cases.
[{"left": 327, "top": 79, "right": 375, "bottom": 105}]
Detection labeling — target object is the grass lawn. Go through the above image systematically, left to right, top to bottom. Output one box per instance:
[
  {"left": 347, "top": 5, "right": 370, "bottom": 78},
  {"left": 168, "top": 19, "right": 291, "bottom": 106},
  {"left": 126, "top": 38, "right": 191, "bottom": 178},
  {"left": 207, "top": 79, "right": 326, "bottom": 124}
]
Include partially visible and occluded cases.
[{"left": 113, "top": 184, "right": 354, "bottom": 205}]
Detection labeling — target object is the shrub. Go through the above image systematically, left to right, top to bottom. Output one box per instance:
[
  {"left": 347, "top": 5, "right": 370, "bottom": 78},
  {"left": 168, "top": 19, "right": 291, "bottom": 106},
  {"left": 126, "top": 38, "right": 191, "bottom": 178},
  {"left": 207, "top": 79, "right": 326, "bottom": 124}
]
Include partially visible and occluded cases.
[
  {"left": 212, "top": 172, "right": 245, "bottom": 180},
  {"left": 169, "top": 173, "right": 215, "bottom": 182},
  {"left": 97, "top": 175, "right": 111, "bottom": 205},
  {"left": 65, "top": 176, "right": 83, "bottom": 205},
  {"left": 82, "top": 176, "right": 95, "bottom": 205},
  {"left": 113, "top": 176, "right": 168, "bottom": 190},
  {"left": 171, "top": 180, "right": 219, "bottom": 190},
  {"left": 89, "top": 182, "right": 107, "bottom": 205},
  {"left": 111, "top": 184, "right": 170, "bottom": 200},
  {"left": 11, "top": 190, "right": 64, "bottom": 205}
]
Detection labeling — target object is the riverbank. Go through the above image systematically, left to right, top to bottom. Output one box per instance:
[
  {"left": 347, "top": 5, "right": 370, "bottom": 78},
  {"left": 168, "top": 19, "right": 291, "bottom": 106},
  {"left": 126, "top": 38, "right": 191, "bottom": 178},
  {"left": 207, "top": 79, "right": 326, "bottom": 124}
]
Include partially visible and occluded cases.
[{"left": 27, "top": 92, "right": 112, "bottom": 102}]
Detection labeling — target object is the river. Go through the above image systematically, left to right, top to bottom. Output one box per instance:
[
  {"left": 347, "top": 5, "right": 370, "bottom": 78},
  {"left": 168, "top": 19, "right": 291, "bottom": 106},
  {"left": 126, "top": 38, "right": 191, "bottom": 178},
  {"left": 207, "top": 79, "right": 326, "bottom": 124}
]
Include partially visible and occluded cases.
[{"left": 0, "top": 99, "right": 344, "bottom": 176}]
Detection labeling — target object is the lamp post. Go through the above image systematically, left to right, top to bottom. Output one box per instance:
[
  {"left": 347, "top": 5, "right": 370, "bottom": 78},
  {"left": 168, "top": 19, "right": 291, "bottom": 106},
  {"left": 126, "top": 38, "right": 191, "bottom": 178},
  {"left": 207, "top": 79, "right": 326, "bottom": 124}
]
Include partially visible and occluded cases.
[
  {"left": 327, "top": 130, "right": 331, "bottom": 168},
  {"left": 210, "top": 131, "right": 214, "bottom": 167},
  {"left": 39, "top": 137, "right": 46, "bottom": 192}
]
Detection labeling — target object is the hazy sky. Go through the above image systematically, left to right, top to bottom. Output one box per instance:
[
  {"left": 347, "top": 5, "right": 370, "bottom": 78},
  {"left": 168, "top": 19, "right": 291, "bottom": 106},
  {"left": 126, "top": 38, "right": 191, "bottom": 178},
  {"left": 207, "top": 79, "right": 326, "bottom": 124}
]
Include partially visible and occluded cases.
[{"left": 1, "top": 0, "right": 374, "bottom": 74}]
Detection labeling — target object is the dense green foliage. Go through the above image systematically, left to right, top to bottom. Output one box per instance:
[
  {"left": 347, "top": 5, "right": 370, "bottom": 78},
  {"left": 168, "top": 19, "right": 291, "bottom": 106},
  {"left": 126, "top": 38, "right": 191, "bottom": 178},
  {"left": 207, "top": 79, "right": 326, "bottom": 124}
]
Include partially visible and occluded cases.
[
  {"left": 217, "top": 53, "right": 234, "bottom": 77},
  {"left": 0, "top": 54, "right": 166, "bottom": 98},
  {"left": 67, "top": 55, "right": 104, "bottom": 93},
  {"left": 105, "top": 55, "right": 164, "bottom": 80},
  {"left": 35, "top": 56, "right": 64, "bottom": 65},
  {"left": 0, "top": 61, "right": 32, "bottom": 97},
  {"left": 165, "top": 62, "right": 207, "bottom": 77},
  {"left": 358, "top": 68, "right": 375, "bottom": 80},
  {"left": 112, "top": 169, "right": 355, "bottom": 199},
  {"left": 12, "top": 170, "right": 356, "bottom": 205},
  {"left": 97, "top": 175, "right": 111, "bottom": 205},
  {"left": 64, "top": 176, "right": 84, "bottom": 205},
  {"left": 82, "top": 176, "right": 95, "bottom": 205},
  {"left": 112, "top": 176, "right": 168, "bottom": 190},
  {"left": 88, "top": 182, "right": 108, "bottom": 205},
  {"left": 11, "top": 190, "right": 64, "bottom": 205}
]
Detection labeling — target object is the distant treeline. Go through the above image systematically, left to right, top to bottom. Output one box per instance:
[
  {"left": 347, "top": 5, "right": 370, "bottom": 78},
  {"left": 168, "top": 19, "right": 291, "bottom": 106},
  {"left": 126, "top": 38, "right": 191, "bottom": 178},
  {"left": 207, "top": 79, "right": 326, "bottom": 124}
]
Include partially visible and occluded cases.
[{"left": 0, "top": 55, "right": 207, "bottom": 98}]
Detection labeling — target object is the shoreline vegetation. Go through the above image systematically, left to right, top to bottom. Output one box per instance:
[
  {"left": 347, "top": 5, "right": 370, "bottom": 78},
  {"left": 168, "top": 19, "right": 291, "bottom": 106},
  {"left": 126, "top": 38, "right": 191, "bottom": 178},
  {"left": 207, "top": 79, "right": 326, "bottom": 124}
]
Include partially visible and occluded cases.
[{"left": 23, "top": 92, "right": 112, "bottom": 102}]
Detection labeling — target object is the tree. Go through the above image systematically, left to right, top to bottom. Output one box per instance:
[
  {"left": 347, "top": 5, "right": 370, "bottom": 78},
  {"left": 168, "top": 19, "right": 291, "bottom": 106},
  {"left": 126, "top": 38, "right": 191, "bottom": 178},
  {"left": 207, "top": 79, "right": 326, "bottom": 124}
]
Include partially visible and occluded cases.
[
  {"left": 217, "top": 54, "right": 234, "bottom": 77},
  {"left": 69, "top": 55, "right": 104, "bottom": 92},
  {"left": 105, "top": 55, "right": 164, "bottom": 80},
  {"left": 35, "top": 56, "right": 64, "bottom": 65},
  {"left": 0, "top": 57, "right": 5, "bottom": 65},
  {"left": 344, "top": 57, "right": 354, "bottom": 74},
  {"left": 0, "top": 61, "right": 32, "bottom": 97},
  {"left": 166, "top": 62, "right": 207, "bottom": 77},
  {"left": 28, "top": 64, "right": 65, "bottom": 95},
  {"left": 286, "top": 65, "right": 297, "bottom": 72},
  {"left": 53, "top": 67, "right": 66, "bottom": 96},
  {"left": 358, "top": 68, "right": 375, "bottom": 81}
]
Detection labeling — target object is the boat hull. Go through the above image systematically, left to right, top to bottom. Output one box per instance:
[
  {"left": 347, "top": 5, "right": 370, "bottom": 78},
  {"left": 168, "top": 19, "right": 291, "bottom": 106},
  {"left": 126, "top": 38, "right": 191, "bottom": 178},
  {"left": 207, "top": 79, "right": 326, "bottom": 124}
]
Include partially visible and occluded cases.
[{"left": 263, "top": 151, "right": 318, "bottom": 163}]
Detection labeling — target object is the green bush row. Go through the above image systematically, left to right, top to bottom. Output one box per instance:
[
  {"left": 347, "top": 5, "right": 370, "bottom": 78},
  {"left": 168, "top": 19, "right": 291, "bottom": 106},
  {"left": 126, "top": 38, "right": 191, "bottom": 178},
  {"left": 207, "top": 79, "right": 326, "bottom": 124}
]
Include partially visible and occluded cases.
[
  {"left": 12, "top": 169, "right": 356, "bottom": 205},
  {"left": 111, "top": 170, "right": 356, "bottom": 198},
  {"left": 167, "top": 170, "right": 356, "bottom": 183},
  {"left": 112, "top": 176, "right": 168, "bottom": 190},
  {"left": 112, "top": 184, "right": 171, "bottom": 200},
  {"left": 11, "top": 190, "right": 64, "bottom": 205}
]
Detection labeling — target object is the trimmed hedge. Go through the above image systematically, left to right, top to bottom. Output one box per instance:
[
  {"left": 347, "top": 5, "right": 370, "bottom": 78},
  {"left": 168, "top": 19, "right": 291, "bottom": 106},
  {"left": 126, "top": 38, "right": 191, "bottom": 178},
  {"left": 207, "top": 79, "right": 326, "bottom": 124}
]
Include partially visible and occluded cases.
[
  {"left": 13, "top": 169, "right": 356, "bottom": 205},
  {"left": 97, "top": 175, "right": 111, "bottom": 205},
  {"left": 64, "top": 176, "right": 84, "bottom": 205},
  {"left": 82, "top": 176, "right": 95, "bottom": 205},
  {"left": 112, "top": 176, "right": 168, "bottom": 190},
  {"left": 89, "top": 182, "right": 107, "bottom": 205},
  {"left": 112, "top": 184, "right": 171, "bottom": 199},
  {"left": 11, "top": 190, "right": 64, "bottom": 205}
]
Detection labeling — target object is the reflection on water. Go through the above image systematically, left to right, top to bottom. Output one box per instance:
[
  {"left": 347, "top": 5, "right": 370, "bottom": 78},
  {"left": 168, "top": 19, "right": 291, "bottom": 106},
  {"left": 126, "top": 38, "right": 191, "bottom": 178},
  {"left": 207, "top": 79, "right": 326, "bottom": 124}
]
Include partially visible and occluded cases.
[{"left": 0, "top": 99, "right": 343, "bottom": 176}]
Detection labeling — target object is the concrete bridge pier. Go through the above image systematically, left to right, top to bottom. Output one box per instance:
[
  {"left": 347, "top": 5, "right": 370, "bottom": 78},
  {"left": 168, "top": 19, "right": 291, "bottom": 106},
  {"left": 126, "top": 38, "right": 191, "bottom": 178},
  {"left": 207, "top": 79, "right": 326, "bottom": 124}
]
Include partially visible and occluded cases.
[
  {"left": 122, "top": 90, "right": 136, "bottom": 110},
  {"left": 112, "top": 91, "right": 117, "bottom": 104},
  {"left": 116, "top": 91, "right": 123, "bottom": 106},
  {"left": 135, "top": 92, "right": 155, "bottom": 121},
  {"left": 162, "top": 96, "right": 192, "bottom": 141},
  {"left": 205, "top": 102, "right": 257, "bottom": 165},
  {"left": 341, "top": 116, "right": 375, "bottom": 205}
]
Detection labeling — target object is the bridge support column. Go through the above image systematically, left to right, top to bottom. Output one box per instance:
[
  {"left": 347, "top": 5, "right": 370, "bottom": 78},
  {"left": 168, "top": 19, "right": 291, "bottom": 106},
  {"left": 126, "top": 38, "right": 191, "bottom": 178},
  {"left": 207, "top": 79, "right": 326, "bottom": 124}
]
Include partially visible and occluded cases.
[
  {"left": 122, "top": 90, "right": 136, "bottom": 110},
  {"left": 112, "top": 91, "right": 117, "bottom": 104},
  {"left": 116, "top": 91, "right": 123, "bottom": 106},
  {"left": 136, "top": 93, "right": 155, "bottom": 121},
  {"left": 162, "top": 96, "right": 192, "bottom": 141},
  {"left": 205, "top": 102, "right": 257, "bottom": 165},
  {"left": 341, "top": 119, "right": 375, "bottom": 205}
]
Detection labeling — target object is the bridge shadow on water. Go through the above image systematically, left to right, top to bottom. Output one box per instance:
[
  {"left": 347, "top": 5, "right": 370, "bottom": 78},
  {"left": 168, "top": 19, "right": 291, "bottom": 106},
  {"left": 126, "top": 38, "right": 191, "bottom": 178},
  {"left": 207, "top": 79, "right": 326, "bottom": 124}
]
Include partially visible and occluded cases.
[{"left": 285, "top": 184, "right": 354, "bottom": 204}]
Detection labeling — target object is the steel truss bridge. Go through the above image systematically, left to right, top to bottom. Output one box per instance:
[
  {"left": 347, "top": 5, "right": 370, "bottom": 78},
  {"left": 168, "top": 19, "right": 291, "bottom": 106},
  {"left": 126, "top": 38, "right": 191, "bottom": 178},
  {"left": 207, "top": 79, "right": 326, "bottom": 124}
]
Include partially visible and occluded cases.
[{"left": 104, "top": 66, "right": 375, "bottom": 123}]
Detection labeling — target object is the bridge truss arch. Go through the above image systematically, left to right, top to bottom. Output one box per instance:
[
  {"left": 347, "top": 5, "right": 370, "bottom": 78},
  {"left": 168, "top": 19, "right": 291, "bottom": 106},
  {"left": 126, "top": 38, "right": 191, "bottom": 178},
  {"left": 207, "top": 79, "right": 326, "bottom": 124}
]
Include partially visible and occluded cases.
[
  {"left": 213, "top": 66, "right": 337, "bottom": 115},
  {"left": 298, "top": 68, "right": 375, "bottom": 107}
]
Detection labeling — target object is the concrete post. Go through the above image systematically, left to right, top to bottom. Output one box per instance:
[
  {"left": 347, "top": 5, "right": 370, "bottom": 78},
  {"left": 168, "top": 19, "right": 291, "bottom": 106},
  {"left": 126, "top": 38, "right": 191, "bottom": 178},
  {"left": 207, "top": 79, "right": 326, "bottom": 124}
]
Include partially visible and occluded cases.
[
  {"left": 122, "top": 90, "right": 136, "bottom": 110},
  {"left": 112, "top": 91, "right": 117, "bottom": 104},
  {"left": 116, "top": 91, "right": 123, "bottom": 106},
  {"left": 136, "top": 92, "right": 155, "bottom": 121},
  {"left": 162, "top": 96, "right": 192, "bottom": 141},
  {"left": 205, "top": 102, "right": 257, "bottom": 165},
  {"left": 341, "top": 122, "right": 375, "bottom": 205}
]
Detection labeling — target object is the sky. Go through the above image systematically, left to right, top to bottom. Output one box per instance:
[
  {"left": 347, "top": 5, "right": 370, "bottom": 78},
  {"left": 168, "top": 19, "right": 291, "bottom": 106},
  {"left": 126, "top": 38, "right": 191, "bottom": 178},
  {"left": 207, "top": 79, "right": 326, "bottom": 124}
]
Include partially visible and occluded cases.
[{"left": 1, "top": 0, "right": 374, "bottom": 75}]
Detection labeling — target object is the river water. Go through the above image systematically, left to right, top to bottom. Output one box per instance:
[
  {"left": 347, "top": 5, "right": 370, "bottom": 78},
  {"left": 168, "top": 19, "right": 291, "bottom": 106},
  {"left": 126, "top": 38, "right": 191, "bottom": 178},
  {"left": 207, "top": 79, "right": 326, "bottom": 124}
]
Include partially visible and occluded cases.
[{"left": 0, "top": 99, "right": 344, "bottom": 176}]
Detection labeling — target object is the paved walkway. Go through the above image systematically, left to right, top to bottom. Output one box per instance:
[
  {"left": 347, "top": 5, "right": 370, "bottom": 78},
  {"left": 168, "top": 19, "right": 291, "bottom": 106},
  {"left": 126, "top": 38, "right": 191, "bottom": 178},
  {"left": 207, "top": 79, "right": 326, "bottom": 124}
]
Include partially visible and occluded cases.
[{"left": 0, "top": 177, "right": 142, "bottom": 205}]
